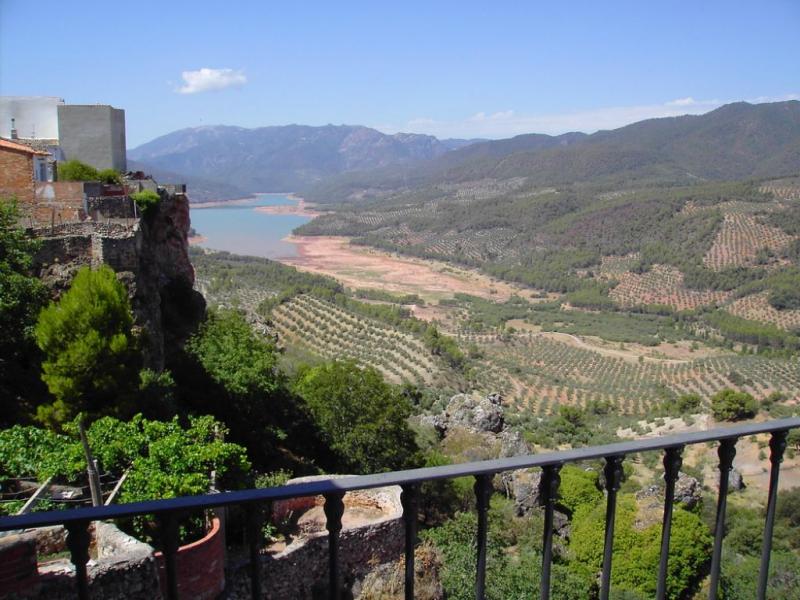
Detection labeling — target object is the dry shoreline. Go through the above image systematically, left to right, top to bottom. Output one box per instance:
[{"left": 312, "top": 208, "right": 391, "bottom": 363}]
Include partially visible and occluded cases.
[
  {"left": 254, "top": 198, "right": 323, "bottom": 217},
  {"left": 279, "top": 235, "right": 537, "bottom": 303}
]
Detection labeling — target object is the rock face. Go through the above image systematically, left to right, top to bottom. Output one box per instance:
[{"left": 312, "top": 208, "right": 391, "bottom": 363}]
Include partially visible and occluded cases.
[
  {"left": 31, "top": 190, "right": 205, "bottom": 371},
  {"left": 438, "top": 392, "right": 506, "bottom": 435},
  {"left": 424, "top": 393, "right": 543, "bottom": 515},
  {"left": 715, "top": 467, "right": 746, "bottom": 492}
]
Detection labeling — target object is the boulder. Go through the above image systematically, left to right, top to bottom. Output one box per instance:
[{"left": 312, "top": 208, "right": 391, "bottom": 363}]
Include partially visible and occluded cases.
[{"left": 444, "top": 393, "right": 505, "bottom": 434}]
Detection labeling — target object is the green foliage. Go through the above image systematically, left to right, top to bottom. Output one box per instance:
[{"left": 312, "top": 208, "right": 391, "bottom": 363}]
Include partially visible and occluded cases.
[
  {"left": 57, "top": 159, "right": 99, "bottom": 182},
  {"left": 97, "top": 169, "right": 122, "bottom": 184},
  {"left": 131, "top": 189, "right": 161, "bottom": 216},
  {"left": 0, "top": 199, "right": 48, "bottom": 423},
  {"left": 34, "top": 265, "right": 139, "bottom": 426},
  {"left": 767, "top": 270, "right": 800, "bottom": 310},
  {"left": 565, "top": 286, "right": 616, "bottom": 311},
  {"left": 353, "top": 288, "right": 424, "bottom": 305},
  {"left": 182, "top": 308, "right": 324, "bottom": 468},
  {"left": 187, "top": 309, "right": 280, "bottom": 398},
  {"left": 702, "top": 310, "right": 800, "bottom": 351},
  {"left": 422, "top": 324, "right": 465, "bottom": 370},
  {"left": 293, "top": 360, "right": 419, "bottom": 473},
  {"left": 710, "top": 388, "right": 757, "bottom": 421},
  {"left": 0, "top": 414, "right": 249, "bottom": 490},
  {"left": 557, "top": 465, "right": 602, "bottom": 514},
  {"left": 570, "top": 495, "right": 712, "bottom": 599},
  {"left": 422, "top": 506, "right": 592, "bottom": 600},
  {"left": 720, "top": 552, "right": 800, "bottom": 599}
]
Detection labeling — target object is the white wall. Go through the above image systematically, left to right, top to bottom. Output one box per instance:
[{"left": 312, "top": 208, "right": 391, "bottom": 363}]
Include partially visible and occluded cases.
[{"left": 0, "top": 96, "right": 64, "bottom": 139}]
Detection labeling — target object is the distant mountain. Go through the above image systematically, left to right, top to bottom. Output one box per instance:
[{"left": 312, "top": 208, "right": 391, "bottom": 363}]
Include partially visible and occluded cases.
[
  {"left": 306, "top": 101, "right": 800, "bottom": 203},
  {"left": 128, "top": 125, "right": 480, "bottom": 198}
]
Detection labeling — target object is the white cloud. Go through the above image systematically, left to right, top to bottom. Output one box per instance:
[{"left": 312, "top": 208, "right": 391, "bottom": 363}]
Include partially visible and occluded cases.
[
  {"left": 176, "top": 68, "right": 247, "bottom": 94},
  {"left": 382, "top": 93, "right": 798, "bottom": 139},
  {"left": 667, "top": 97, "right": 697, "bottom": 106}
]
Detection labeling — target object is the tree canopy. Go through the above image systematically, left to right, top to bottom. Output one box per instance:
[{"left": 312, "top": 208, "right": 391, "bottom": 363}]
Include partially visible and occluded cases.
[
  {"left": 34, "top": 265, "right": 140, "bottom": 426},
  {"left": 293, "top": 360, "right": 420, "bottom": 473}
]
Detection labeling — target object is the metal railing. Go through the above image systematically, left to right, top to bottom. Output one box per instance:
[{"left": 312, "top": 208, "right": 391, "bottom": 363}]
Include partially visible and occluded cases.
[{"left": 1, "top": 416, "right": 798, "bottom": 600}]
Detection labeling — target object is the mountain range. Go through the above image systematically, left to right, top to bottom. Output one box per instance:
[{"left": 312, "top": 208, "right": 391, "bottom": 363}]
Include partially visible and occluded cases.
[
  {"left": 305, "top": 100, "right": 800, "bottom": 203},
  {"left": 129, "top": 101, "right": 800, "bottom": 203},
  {"left": 128, "top": 125, "right": 479, "bottom": 200}
]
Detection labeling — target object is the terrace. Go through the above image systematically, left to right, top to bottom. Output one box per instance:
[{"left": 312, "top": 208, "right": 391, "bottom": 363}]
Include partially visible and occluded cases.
[{"left": 1, "top": 416, "right": 799, "bottom": 600}]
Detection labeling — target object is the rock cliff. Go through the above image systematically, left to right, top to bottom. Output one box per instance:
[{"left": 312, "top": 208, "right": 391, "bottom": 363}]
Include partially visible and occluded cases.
[{"left": 31, "top": 190, "right": 205, "bottom": 370}]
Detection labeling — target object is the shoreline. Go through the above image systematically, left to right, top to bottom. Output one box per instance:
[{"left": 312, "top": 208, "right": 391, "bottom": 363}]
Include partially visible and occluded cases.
[
  {"left": 190, "top": 192, "right": 303, "bottom": 209},
  {"left": 254, "top": 198, "right": 323, "bottom": 217},
  {"left": 278, "top": 235, "right": 538, "bottom": 303}
]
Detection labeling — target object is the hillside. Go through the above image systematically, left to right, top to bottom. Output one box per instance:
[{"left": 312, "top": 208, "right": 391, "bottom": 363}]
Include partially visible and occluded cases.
[
  {"left": 306, "top": 100, "right": 800, "bottom": 203},
  {"left": 128, "top": 124, "right": 478, "bottom": 197}
]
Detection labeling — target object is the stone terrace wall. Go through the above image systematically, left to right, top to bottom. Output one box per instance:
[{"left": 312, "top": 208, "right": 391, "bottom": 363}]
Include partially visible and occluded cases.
[
  {"left": 226, "top": 485, "right": 405, "bottom": 599},
  {"left": 0, "top": 523, "right": 161, "bottom": 600}
]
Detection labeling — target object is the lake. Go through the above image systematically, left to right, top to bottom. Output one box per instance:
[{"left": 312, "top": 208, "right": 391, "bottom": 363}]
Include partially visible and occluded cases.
[{"left": 189, "top": 193, "right": 311, "bottom": 258}]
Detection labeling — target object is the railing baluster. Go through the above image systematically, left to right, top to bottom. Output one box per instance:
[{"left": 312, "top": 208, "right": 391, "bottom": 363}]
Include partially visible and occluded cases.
[
  {"left": 757, "top": 430, "right": 788, "bottom": 600},
  {"left": 708, "top": 437, "right": 737, "bottom": 600},
  {"left": 656, "top": 445, "right": 684, "bottom": 600},
  {"left": 600, "top": 455, "right": 625, "bottom": 600},
  {"left": 539, "top": 464, "right": 562, "bottom": 600},
  {"left": 474, "top": 474, "right": 492, "bottom": 600},
  {"left": 401, "top": 483, "right": 419, "bottom": 600},
  {"left": 324, "top": 491, "right": 345, "bottom": 600},
  {"left": 246, "top": 503, "right": 266, "bottom": 600},
  {"left": 160, "top": 512, "right": 181, "bottom": 600},
  {"left": 65, "top": 519, "right": 91, "bottom": 600}
]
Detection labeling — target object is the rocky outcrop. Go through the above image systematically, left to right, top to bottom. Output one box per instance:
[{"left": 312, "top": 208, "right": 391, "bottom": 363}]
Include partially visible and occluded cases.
[
  {"left": 31, "top": 189, "right": 205, "bottom": 371},
  {"left": 423, "top": 393, "right": 544, "bottom": 515},
  {"left": 714, "top": 467, "right": 746, "bottom": 492},
  {"left": 636, "top": 472, "right": 702, "bottom": 513}
]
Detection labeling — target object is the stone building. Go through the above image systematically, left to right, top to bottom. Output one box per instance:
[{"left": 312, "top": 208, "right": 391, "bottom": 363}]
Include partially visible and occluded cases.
[{"left": 57, "top": 104, "right": 127, "bottom": 171}]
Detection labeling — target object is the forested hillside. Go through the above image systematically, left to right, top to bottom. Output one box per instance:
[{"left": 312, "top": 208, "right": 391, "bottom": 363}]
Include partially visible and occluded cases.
[{"left": 305, "top": 100, "right": 800, "bottom": 203}]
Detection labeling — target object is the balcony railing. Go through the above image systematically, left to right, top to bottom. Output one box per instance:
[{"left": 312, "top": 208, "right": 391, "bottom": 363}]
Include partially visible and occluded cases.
[{"left": 1, "top": 416, "right": 799, "bottom": 600}]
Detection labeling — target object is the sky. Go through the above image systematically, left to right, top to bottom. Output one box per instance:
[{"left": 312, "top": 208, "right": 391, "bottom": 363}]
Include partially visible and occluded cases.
[{"left": 1, "top": 0, "right": 799, "bottom": 147}]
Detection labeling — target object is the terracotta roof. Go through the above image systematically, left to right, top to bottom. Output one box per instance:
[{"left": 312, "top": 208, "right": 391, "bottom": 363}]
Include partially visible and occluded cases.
[{"left": 0, "top": 138, "right": 50, "bottom": 156}]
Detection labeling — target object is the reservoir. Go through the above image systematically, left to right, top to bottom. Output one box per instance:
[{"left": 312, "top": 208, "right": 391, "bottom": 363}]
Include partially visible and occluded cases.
[{"left": 189, "top": 193, "right": 311, "bottom": 258}]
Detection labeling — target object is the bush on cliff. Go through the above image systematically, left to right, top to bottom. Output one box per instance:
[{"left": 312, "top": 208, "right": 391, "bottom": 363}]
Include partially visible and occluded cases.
[{"left": 131, "top": 189, "right": 161, "bottom": 216}]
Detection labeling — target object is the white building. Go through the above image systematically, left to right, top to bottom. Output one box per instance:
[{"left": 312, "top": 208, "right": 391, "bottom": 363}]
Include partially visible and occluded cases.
[{"left": 0, "top": 96, "right": 64, "bottom": 140}]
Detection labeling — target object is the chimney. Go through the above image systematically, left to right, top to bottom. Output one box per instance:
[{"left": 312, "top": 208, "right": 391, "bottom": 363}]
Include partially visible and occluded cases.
[{"left": 10, "top": 117, "right": 18, "bottom": 140}]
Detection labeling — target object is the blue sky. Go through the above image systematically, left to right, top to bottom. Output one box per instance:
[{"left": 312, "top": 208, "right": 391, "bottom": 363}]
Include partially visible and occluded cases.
[{"left": 1, "top": 0, "right": 798, "bottom": 147}]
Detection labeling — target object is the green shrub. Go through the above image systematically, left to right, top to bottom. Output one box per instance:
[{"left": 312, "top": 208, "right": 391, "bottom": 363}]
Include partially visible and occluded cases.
[
  {"left": 58, "top": 159, "right": 99, "bottom": 182},
  {"left": 98, "top": 168, "right": 122, "bottom": 185},
  {"left": 131, "top": 189, "right": 161, "bottom": 216},
  {"left": 710, "top": 389, "right": 757, "bottom": 421}
]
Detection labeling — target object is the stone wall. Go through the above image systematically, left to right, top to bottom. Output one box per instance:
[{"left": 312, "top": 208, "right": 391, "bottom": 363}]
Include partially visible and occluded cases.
[
  {"left": 33, "top": 182, "right": 85, "bottom": 224},
  {"left": 227, "top": 484, "right": 405, "bottom": 599},
  {"left": 0, "top": 523, "right": 161, "bottom": 600},
  {"left": 0, "top": 532, "right": 40, "bottom": 598}
]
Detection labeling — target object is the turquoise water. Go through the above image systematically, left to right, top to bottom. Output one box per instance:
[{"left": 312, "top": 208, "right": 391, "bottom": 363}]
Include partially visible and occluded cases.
[{"left": 189, "top": 193, "right": 311, "bottom": 258}]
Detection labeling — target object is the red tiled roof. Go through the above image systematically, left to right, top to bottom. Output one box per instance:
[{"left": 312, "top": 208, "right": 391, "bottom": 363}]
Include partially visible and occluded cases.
[{"left": 0, "top": 138, "right": 49, "bottom": 156}]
